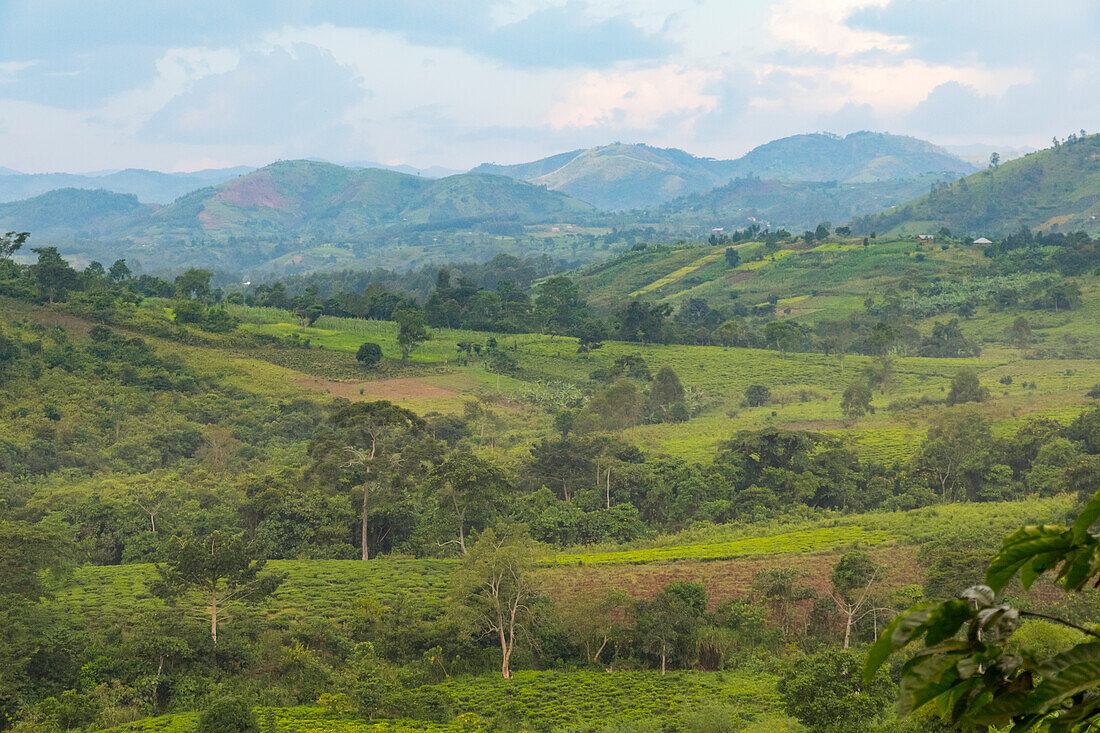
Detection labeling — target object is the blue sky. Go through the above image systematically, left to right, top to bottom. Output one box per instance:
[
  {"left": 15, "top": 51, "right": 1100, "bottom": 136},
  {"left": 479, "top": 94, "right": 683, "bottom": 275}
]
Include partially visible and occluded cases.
[{"left": 0, "top": 0, "right": 1094, "bottom": 172}]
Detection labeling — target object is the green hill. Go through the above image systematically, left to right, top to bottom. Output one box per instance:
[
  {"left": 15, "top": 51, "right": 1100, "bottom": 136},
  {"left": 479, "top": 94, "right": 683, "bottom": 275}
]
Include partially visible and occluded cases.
[
  {"left": 725, "top": 131, "right": 975, "bottom": 182},
  {"left": 472, "top": 134, "right": 974, "bottom": 211},
  {"left": 854, "top": 134, "right": 1100, "bottom": 236},
  {"left": 657, "top": 175, "right": 941, "bottom": 231},
  {"left": 0, "top": 187, "right": 152, "bottom": 239}
]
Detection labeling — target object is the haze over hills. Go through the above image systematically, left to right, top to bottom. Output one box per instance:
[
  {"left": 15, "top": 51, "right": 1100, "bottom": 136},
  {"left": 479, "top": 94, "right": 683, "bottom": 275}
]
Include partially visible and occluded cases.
[
  {"left": 854, "top": 133, "right": 1100, "bottom": 237},
  {"left": 0, "top": 166, "right": 255, "bottom": 204},
  {"left": 0, "top": 188, "right": 153, "bottom": 239}
]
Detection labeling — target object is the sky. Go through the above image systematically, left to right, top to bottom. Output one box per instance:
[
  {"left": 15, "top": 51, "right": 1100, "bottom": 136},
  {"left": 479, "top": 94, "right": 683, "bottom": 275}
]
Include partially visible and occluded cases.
[{"left": 0, "top": 0, "right": 1095, "bottom": 173}]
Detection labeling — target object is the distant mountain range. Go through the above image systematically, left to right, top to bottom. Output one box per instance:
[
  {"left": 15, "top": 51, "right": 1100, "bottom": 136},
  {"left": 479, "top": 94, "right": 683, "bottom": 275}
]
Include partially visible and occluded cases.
[
  {"left": 472, "top": 132, "right": 977, "bottom": 210},
  {"left": 854, "top": 134, "right": 1100, "bottom": 237},
  {"left": 0, "top": 160, "right": 597, "bottom": 272},
  {"left": 0, "top": 167, "right": 255, "bottom": 205}
]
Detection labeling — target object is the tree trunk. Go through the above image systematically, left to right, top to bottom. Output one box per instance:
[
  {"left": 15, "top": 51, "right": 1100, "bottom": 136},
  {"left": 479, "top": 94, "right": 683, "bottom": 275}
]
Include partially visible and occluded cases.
[
  {"left": 605, "top": 468, "right": 611, "bottom": 509},
  {"left": 361, "top": 481, "right": 370, "bottom": 561},
  {"left": 211, "top": 580, "right": 218, "bottom": 644},
  {"left": 843, "top": 607, "right": 853, "bottom": 649},
  {"left": 498, "top": 622, "right": 511, "bottom": 679},
  {"left": 660, "top": 651, "right": 666, "bottom": 675}
]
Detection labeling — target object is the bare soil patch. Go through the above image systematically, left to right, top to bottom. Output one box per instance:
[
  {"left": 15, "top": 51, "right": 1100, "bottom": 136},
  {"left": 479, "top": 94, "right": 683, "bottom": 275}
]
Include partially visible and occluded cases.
[{"left": 296, "top": 375, "right": 459, "bottom": 401}]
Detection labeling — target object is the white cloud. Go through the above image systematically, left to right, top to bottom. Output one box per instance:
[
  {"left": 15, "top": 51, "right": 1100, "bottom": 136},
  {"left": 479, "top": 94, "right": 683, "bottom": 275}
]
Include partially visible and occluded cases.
[
  {"left": 766, "top": 0, "right": 907, "bottom": 56},
  {"left": 549, "top": 65, "right": 719, "bottom": 130}
]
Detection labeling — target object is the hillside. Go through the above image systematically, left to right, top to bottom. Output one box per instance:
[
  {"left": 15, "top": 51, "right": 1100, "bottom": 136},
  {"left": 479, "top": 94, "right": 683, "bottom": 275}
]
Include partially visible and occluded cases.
[
  {"left": 726, "top": 131, "right": 976, "bottom": 182},
  {"left": 472, "top": 133, "right": 974, "bottom": 211},
  {"left": 854, "top": 133, "right": 1100, "bottom": 236},
  {"left": 474, "top": 143, "right": 739, "bottom": 210},
  {"left": 147, "top": 160, "right": 595, "bottom": 236},
  {"left": 0, "top": 165, "right": 253, "bottom": 204},
  {"left": 657, "top": 175, "right": 940, "bottom": 231},
  {"left": 0, "top": 188, "right": 152, "bottom": 239}
]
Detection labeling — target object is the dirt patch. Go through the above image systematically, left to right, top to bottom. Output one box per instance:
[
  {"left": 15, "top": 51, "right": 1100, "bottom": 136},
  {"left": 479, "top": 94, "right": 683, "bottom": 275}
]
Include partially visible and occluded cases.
[
  {"left": 215, "top": 173, "right": 286, "bottom": 210},
  {"left": 729, "top": 270, "right": 753, "bottom": 283},
  {"left": 296, "top": 375, "right": 459, "bottom": 401}
]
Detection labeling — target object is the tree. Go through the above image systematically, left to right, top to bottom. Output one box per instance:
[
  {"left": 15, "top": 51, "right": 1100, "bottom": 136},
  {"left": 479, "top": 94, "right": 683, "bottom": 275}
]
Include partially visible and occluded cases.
[
  {"left": 989, "top": 151, "right": 1001, "bottom": 168},
  {"left": 0, "top": 231, "right": 29, "bottom": 260},
  {"left": 30, "top": 247, "right": 78, "bottom": 303},
  {"left": 724, "top": 247, "right": 740, "bottom": 267},
  {"left": 107, "top": 258, "right": 132, "bottom": 282},
  {"left": 175, "top": 268, "right": 212, "bottom": 300},
  {"left": 535, "top": 276, "right": 586, "bottom": 336},
  {"left": 617, "top": 301, "right": 671, "bottom": 345},
  {"left": 394, "top": 308, "right": 429, "bottom": 360},
  {"left": 1007, "top": 316, "right": 1031, "bottom": 350},
  {"left": 764, "top": 320, "right": 802, "bottom": 358},
  {"left": 356, "top": 342, "right": 383, "bottom": 368},
  {"left": 649, "top": 366, "right": 686, "bottom": 421},
  {"left": 947, "top": 367, "right": 988, "bottom": 405},
  {"left": 841, "top": 380, "right": 873, "bottom": 420},
  {"left": 743, "top": 384, "right": 771, "bottom": 407},
  {"left": 332, "top": 401, "right": 424, "bottom": 560},
  {"left": 913, "top": 408, "right": 991, "bottom": 502},
  {"left": 427, "top": 454, "right": 511, "bottom": 554},
  {"left": 866, "top": 487, "right": 1100, "bottom": 732},
  {"left": 452, "top": 526, "right": 544, "bottom": 679},
  {"left": 154, "top": 532, "right": 282, "bottom": 643},
  {"left": 829, "top": 550, "right": 881, "bottom": 649},
  {"left": 635, "top": 581, "right": 707, "bottom": 674},
  {"left": 780, "top": 648, "right": 895, "bottom": 733},
  {"left": 195, "top": 697, "right": 260, "bottom": 733}
]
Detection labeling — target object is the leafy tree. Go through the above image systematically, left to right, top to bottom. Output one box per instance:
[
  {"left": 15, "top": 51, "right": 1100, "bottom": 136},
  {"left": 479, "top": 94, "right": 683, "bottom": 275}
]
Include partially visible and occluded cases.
[
  {"left": 0, "top": 231, "right": 29, "bottom": 260},
  {"left": 30, "top": 247, "right": 78, "bottom": 303},
  {"left": 724, "top": 247, "right": 740, "bottom": 267},
  {"left": 107, "top": 258, "right": 132, "bottom": 282},
  {"left": 175, "top": 268, "right": 213, "bottom": 300},
  {"left": 535, "top": 276, "right": 586, "bottom": 336},
  {"left": 616, "top": 301, "right": 671, "bottom": 345},
  {"left": 394, "top": 308, "right": 429, "bottom": 360},
  {"left": 1007, "top": 316, "right": 1032, "bottom": 350},
  {"left": 764, "top": 320, "right": 802, "bottom": 358},
  {"left": 356, "top": 342, "right": 383, "bottom": 368},
  {"left": 649, "top": 366, "right": 686, "bottom": 421},
  {"left": 947, "top": 367, "right": 988, "bottom": 405},
  {"left": 841, "top": 380, "right": 873, "bottom": 419},
  {"left": 743, "top": 384, "right": 771, "bottom": 407},
  {"left": 331, "top": 401, "right": 424, "bottom": 560},
  {"left": 913, "top": 408, "right": 992, "bottom": 502},
  {"left": 427, "top": 454, "right": 511, "bottom": 554},
  {"left": 866, "top": 487, "right": 1100, "bottom": 732},
  {"left": 452, "top": 526, "right": 544, "bottom": 679},
  {"left": 154, "top": 532, "right": 282, "bottom": 643},
  {"left": 829, "top": 550, "right": 881, "bottom": 648},
  {"left": 752, "top": 567, "right": 815, "bottom": 639},
  {"left": 635, "top": 581, "right": 707, "bottom": 674},
  {"left": 780, "top": 648, "right": 895, "bottom": 733},
  {"left": 195, "top": 696, "right": 260, "bottom": 733}
]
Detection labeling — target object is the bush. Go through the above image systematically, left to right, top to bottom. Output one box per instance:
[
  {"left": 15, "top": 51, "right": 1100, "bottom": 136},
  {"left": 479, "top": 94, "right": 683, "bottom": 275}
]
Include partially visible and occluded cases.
[
  {"left": 356, "top": 341, "right": 383, "bottom": 368},
  {"left": 743, "top": 384, "right": 770, "bottom": 407},
  {"left": 195, "top": 697, "right": 259, "bottom": 733}
]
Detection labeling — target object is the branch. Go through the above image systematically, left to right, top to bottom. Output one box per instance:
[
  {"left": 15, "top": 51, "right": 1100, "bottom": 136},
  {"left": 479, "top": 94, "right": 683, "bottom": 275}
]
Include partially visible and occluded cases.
[{"left": 1019, "top": 611, "right": 1100, "bottom": 639}]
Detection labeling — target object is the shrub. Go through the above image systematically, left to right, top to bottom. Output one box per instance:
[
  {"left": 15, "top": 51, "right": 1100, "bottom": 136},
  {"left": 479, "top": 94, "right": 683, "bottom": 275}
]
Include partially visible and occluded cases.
[
  {"left": 356, "top": 341, "right": 383, "bottom": 368},
  {"left": 743, "top": 384, "right": 770, "bottom": 407},
  {"left": 195, "top": 697, "right": 259, "bottom": 733}
]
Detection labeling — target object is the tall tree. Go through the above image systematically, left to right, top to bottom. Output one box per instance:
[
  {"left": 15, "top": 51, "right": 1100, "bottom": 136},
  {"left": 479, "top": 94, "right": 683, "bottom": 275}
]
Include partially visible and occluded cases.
[
  {"left": 0, "top": 231, "right": 29, "bottom": 260},
  {"left": 29, "top": 247, "right": 78, "bottom": 303},
  {"left": 394, "top": 308, "right": 429, "bottom": 360},
  {"left": 427, "top": 454, "right": 511, "bottom": 554},
  {"left": 452, "top": 526, "right": 544, "bottom": 679},
  {"left": 154, "top": 532, "right": 281, "bottom": 643}
]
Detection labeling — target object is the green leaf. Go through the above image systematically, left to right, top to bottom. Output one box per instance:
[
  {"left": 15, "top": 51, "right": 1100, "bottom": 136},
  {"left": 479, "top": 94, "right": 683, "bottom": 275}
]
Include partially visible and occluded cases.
[
  {"left": 1072, "top": 488, "right": 1100, "bottom": 542},
  {"left": 986, "top": 526, "right": 1072, "bottom": 592},
  {"left": 1020, "top": 549, "right": 1065, "bottom": 590},
  {"left": 925, "top": 599, "right": 975, "bottom": 646},
  {"left": 865, "top": 604, "right": 935, "bottom": 683}
]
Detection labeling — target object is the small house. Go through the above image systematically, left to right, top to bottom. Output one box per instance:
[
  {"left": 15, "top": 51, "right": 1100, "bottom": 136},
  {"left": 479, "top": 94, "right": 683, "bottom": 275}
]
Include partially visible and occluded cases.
[{"left": 916, "top": 234, "right": 935, "bottom": 244}]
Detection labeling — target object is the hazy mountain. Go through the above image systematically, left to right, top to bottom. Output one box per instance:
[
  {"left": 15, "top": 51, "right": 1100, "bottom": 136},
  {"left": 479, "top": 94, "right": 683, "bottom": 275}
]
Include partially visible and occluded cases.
[
  {"left": 724, "top": 132, "right": 976, "bottom": 183},
  {"left": 473, "top": 133, "right": 975, "bottom": 211},
  {"left": 854, "top": 134, "right": 1100, "bottom": 236},
  {"left": 474, "top": 143, "right": 740, "bottom": 211},
  {"left": 344, "top": 160, "right": 464, "bottom": 179},
  {"left": 0, "top": 166, "right": 254, "bottom": 204}
]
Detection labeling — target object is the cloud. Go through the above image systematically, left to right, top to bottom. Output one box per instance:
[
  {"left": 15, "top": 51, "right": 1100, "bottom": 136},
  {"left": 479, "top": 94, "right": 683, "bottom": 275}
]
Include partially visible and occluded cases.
[
  {"left": 766, "top": 0, "right": 907, "bottom": 56},
  {"left": 477, "top": 1, "right": 672, "bottom": 68},
  {"left": 140, "top": 45, "right": 366, "bottom": 146},
  {"left": 549, "top": 65, "right": 719, "bottom": 130}
]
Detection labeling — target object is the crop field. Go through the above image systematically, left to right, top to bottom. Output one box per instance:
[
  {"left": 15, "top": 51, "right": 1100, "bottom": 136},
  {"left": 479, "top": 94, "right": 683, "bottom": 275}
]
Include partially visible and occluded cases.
[
  {"left": 199, "top": 300, "right": 1100, "bottom": 463},
  {"left": 556, "top": 525, "right": 891, "bottom": 565},
  {"left": 104, "top": 671, "right": 789, "bottom": 732}
]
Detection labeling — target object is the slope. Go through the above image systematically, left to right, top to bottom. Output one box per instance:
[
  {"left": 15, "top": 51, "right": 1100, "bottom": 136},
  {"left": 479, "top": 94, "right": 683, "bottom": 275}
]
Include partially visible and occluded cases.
[
  {"left": 854, "top": 134, "right": 1100, "bottom": 236},
  {"left": 0, "top": 165, "right": 253, "bottom": 204},
  {"left": 0, "top": 188, "right": 153, "bottom": 239}
]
